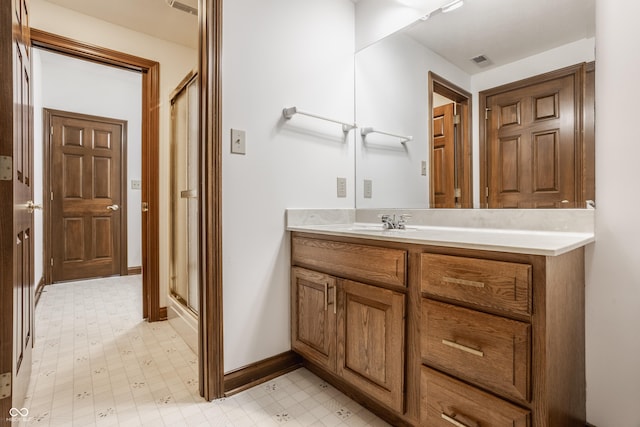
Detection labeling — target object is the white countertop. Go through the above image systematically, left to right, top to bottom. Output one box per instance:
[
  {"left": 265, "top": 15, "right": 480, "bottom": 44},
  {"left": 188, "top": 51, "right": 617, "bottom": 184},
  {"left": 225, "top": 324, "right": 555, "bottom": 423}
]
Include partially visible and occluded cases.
[{"left": 287, "top": 222, "right": 594, "bottom": 256}]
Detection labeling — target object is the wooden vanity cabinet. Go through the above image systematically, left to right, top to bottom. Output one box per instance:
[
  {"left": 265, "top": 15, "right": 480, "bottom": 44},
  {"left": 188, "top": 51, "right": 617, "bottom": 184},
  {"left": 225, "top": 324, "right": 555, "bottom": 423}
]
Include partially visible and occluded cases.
[
  {"left": 290, "top": 232, "right": 586, "bottom": 427},
  {"left": 291, "top": 236, "right": 407, "bottom": 414},
  {"left": 421, "top": 250, "right": 586, "bottom": 427}
]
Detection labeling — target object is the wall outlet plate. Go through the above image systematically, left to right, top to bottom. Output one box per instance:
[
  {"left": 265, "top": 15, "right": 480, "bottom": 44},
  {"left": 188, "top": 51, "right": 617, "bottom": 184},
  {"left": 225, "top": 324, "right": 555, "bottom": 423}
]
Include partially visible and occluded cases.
[
  {"left": 231, "top": 128, "right": 246, "bottom": 154},
  {"left": 337, "top": 177, "right": 347, "bottom": 198},
  {"left": 364, "top": 179, "right": 372, "bottom": 198},
  {"left": 131, "top": 180, "right": 141, "bottom": 190}
]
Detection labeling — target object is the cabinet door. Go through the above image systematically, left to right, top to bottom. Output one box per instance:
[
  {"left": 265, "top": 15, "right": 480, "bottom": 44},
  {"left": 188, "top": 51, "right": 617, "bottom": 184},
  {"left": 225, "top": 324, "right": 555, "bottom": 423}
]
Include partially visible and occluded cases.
[
  {"left": 291, "top": 267, "right": 337, "bottom": 371},
  {"left": 337, "top": 279, "right": 405, "bottom": 413}
]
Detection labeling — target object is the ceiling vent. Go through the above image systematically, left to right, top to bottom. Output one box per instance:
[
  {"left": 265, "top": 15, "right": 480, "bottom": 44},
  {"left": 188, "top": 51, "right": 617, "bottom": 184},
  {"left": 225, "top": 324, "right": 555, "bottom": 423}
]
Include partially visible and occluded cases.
[
  {"left": 166, "top": 0, "right": 198, "bottom": 16},
  {"left": 470, "top": 54, "right": 491, "bottom": 67}
]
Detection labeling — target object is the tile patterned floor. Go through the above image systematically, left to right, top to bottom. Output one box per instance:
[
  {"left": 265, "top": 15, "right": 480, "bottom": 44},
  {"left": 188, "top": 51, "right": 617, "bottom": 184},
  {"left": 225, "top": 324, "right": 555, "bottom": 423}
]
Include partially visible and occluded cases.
[{"left": 18, "top": 276, "right": 389, "bottom": 426}]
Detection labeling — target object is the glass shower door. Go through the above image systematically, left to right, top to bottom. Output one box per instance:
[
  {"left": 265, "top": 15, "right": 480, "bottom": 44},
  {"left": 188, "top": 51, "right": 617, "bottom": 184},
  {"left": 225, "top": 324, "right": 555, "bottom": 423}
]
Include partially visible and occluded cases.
[{"left": 170, "top": 72, "right": 199, "bottom": 315}]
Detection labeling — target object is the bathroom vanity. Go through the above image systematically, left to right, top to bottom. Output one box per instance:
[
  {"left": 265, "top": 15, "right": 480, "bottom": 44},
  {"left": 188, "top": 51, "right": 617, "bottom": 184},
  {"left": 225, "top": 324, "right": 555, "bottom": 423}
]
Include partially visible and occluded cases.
[{"left": 288, "top": 209, "right": 594, "bottom": 427}]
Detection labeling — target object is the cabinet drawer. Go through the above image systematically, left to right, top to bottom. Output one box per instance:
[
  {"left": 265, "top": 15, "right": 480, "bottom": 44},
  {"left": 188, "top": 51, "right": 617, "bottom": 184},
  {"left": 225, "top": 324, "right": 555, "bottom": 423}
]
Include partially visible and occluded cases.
[
  {"left": 292, "top": 236, "right": 406, "bottom": 288},
  {"left": 421, "top": 253, "right": 531, "bottom": 316},
  {"left": 422, "top": 300, "right": 531, "bottom": 402},
  {"left": 421, "top": 366, "right": 530, "bottom": 427}
]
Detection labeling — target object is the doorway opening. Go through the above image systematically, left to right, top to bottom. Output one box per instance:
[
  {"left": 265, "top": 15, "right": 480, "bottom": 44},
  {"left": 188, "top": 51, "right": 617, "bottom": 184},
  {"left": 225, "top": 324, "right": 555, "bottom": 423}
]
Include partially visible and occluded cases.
[
  {"left": 31, "top": 28, "right": 162, "bottom": 320},
  {"left": 428, "top": 72, "right": 472, "bottom": 208}
]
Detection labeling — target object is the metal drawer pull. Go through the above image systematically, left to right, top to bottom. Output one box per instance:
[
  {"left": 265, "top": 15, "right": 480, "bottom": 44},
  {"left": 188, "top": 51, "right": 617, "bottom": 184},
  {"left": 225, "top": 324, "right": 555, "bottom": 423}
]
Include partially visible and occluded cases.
[
  {"left": 442, "top": 276, "right": 485, "bottom": 288},
  {"left": 442, "top": 339, "right": 484, "bottom": 357},
  {"left": 442, "top": 413, "right": 472, "bottom": 427}
]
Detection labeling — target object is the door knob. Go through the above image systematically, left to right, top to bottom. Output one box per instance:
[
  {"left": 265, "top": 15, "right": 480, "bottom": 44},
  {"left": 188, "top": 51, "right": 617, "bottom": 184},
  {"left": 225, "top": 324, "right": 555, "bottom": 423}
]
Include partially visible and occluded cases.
[
  {"left": 26, "top": 200, "right": 42, "bottom": 213},
  {"left": 107, "top": 204, "right": 119, "bottom": 211}
]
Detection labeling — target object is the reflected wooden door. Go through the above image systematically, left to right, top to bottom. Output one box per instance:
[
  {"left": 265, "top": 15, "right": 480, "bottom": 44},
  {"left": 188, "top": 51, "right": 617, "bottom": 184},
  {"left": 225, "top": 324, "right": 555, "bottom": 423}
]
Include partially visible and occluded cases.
[
  {"left": 1, "top": 0, "right": 34, "bottom": 415},
  {"left": 485, "top": 71, "right": 579, "bottom": 208},
  {"left": 432, "top": 103, "right": 456, "bottom": 208},
  {"left": 48, "top": 110, "right": 126, "bottom": 282}
]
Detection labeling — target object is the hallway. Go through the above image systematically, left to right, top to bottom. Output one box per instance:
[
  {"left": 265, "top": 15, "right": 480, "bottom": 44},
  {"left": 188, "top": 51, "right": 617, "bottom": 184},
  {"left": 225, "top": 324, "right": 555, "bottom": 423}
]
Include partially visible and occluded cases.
[{"left": 22, "top": 276, "right": 388, "bottom": 426}]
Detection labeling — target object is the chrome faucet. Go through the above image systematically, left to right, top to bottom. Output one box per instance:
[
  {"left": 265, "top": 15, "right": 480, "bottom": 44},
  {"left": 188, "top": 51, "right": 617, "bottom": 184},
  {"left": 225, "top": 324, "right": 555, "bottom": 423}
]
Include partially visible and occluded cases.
[{"left": 380, "top": 214, "right": 411, "bottom": 230}]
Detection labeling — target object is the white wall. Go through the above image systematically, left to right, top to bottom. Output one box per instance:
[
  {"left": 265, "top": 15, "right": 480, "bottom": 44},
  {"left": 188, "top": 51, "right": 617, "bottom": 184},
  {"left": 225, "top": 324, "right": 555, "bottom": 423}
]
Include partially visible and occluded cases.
[
  {"left": 30, "top": 0, "right": 197, "bottom": 306},
  {"left": 222, "top": 0, "right": 355, "bottom": 372},
  {"left": 586, "top": 1, "right": 640, "bottom": 425},
  {"left": 355, "top": 31, "right": 471, "bottom": 208},
  {"left": 33, "top": 49, "right": 143, "bottom": 269}
]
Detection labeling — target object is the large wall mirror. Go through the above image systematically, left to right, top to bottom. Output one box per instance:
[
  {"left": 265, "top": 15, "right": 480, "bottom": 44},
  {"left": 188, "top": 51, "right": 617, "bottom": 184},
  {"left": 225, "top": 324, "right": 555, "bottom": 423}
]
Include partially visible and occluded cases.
[{"left": 355, "top": 0, "right": 595, "bottom": 209}]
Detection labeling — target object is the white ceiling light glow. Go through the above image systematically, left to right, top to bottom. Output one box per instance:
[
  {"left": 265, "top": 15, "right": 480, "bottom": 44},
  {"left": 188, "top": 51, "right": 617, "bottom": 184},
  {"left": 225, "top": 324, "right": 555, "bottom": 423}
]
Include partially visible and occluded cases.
[{"left": 441, "top": 0, "right": 464, "bottom": 13}]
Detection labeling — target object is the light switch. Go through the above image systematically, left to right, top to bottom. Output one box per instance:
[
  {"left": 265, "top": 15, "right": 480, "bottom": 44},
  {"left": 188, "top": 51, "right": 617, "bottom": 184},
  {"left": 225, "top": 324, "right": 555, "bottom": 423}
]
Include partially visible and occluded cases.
[
  {"left": 231, "top": 128, "right": 246, "bottom": 155},
  {"left": 421, "top": 160, "right": 427, "bottom": 176},
  {"left": 131, "top": 180, "right": 141, "bottom": 190}
]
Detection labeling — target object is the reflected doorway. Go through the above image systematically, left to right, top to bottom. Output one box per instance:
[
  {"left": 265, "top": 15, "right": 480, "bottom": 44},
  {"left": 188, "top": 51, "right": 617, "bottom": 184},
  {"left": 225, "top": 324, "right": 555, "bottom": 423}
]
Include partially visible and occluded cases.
[{"left": 428, "top": 72, "right": 472, "bottom": 208}]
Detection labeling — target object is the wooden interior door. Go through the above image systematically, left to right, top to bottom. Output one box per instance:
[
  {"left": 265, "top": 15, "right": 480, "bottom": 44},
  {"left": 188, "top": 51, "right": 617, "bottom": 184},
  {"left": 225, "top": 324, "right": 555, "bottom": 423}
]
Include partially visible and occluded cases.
[
  {"left": 0, "top": 0, "right": 34, "bottom": 416},
  {"left": 485, "top": 69, "right": 579, "bottom": 208},
  {"left": 432, "top": 103, "right": 456, "bottom": 208},
  {"left": 48, "top": 110, "right": 126, "bottom": 282}
]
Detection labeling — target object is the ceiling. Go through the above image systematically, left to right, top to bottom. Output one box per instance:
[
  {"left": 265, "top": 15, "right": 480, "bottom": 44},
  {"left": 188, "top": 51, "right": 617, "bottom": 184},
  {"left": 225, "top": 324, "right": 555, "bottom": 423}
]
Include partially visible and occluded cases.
[
  {"left": 42, "top": 0, "right": 595, "bottom": 74},
  {"left": 43, "top": 0, "right": 198, "bottom": 49},
  {"left": 402, "top": 0, "right": 596, "bottom": 74}
]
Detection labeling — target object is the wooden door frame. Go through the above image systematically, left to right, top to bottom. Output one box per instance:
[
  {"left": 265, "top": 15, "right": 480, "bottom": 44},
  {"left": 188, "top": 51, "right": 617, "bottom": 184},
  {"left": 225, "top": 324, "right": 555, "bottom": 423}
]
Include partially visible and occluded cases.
[
  {"left": 29, "top": 0, "right": 225, "bottom": 402},
  {"left": 199, "top": 0, "right": 224, "bottom": 400},
  {"left": 30, "top": 29, "right": 162, "bottom": 321},
  {"left": 479, "top": 62, "right": 589, "bottom": 208},
  {"left": 428, "top": 72, "right": 472, "bottom": 208},
  {"left": 43, "top": 108, "right": 129, "bottom": 281}
]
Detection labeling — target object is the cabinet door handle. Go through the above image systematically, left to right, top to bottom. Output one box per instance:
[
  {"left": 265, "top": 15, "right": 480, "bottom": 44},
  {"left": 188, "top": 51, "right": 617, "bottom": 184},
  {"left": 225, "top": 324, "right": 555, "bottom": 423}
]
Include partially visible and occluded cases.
[
  {"left": 442, "top": 276, "right": 485, "bottom": 288},
  {"left": 324, "top": 282, "right": 328, "bottom": 311},
  {"left": 332, "top": 285, "right": 337, "bottom": 314},
  {"left": 442, "top": 339, "right": 484, "bottom": 357},
  {"left": 442, "top": 413, "right": 475, "bottom": 427}
]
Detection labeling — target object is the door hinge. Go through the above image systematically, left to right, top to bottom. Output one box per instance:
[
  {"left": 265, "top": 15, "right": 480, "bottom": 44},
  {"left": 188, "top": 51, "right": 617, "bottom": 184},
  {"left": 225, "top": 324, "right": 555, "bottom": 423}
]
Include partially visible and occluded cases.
[
  {"left": 485, "top": 108, "right": 491, "bottom": 120},
  {"left": 453, "top": 114, "right": 461, "bottom": 125},
  {"left": 50, "top": 126, "right": 53, "bottom": 136},
  {"left": 0, "top": 156, "right": 12, "bottom": 181},
  {"left": 485, "top": 187, "right": 489, "bottom": 197},
  {"left": 454, "top": 188, "right": 461, "bottom": 198},
  {"left": 50, "top": 191, "right": 54, "bottom": 201},
  {"left": 50, "top": 258, "right": 54, "bottom": 267},
  {"left": 0, "top": 372, "right": 10, "bottom": 399}
]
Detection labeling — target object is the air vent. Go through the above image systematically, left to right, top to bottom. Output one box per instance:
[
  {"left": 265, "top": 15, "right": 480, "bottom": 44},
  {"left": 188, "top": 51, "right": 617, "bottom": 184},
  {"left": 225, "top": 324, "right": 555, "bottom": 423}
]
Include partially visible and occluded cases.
[
  {"left": 166, "top": 0, "right": 198, "bottom": 16},
  {"left": 470, "top": 54, "right": 492, "bottom": 67}
]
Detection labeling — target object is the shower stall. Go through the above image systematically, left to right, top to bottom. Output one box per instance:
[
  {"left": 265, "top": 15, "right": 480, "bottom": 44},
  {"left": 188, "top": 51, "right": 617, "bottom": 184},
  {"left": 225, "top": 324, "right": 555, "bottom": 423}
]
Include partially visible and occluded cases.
[{"left": 168, "top": 71, "right": 199, "bottom": 352}]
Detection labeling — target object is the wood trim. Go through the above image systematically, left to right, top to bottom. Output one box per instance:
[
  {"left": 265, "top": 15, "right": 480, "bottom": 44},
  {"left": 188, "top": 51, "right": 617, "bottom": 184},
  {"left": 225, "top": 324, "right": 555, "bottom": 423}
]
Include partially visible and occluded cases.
[
  {"left": 199, "top": 0, "right": 224, "bottom": 400},
  {"left": 30, "top": 28, "right": 162, "bottom": 322},
  {"left": 479, "top": 63, "right": 589, "bottom": 208},
  {"left": 428, "top": 72, "right": 472, "bottom": 208},
  {"left": 128, "top": 266, "right": 142, "bottom": 275},
  {"left": 34, "top": 276, "right": 45, "bottom": 307},
  {"left": 159, "top": 306, "right": 167, "bottom": 320},
  {"left": 223, "top": 351, "right": 303, "bottom": 396}
]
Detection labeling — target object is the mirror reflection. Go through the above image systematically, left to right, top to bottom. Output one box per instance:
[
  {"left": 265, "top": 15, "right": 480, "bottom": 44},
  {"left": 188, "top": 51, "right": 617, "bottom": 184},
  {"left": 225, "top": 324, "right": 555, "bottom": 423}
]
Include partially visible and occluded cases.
[{"left": 355, "top": 0, "right": 595, "bottom": 209}]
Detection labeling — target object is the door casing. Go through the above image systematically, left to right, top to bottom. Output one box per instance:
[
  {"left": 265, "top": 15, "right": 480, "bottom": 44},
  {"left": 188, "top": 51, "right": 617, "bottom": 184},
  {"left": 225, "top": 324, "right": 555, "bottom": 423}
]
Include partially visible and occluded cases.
[{"left": 31, "top": 29, "right": 162, "bottom": 322}]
